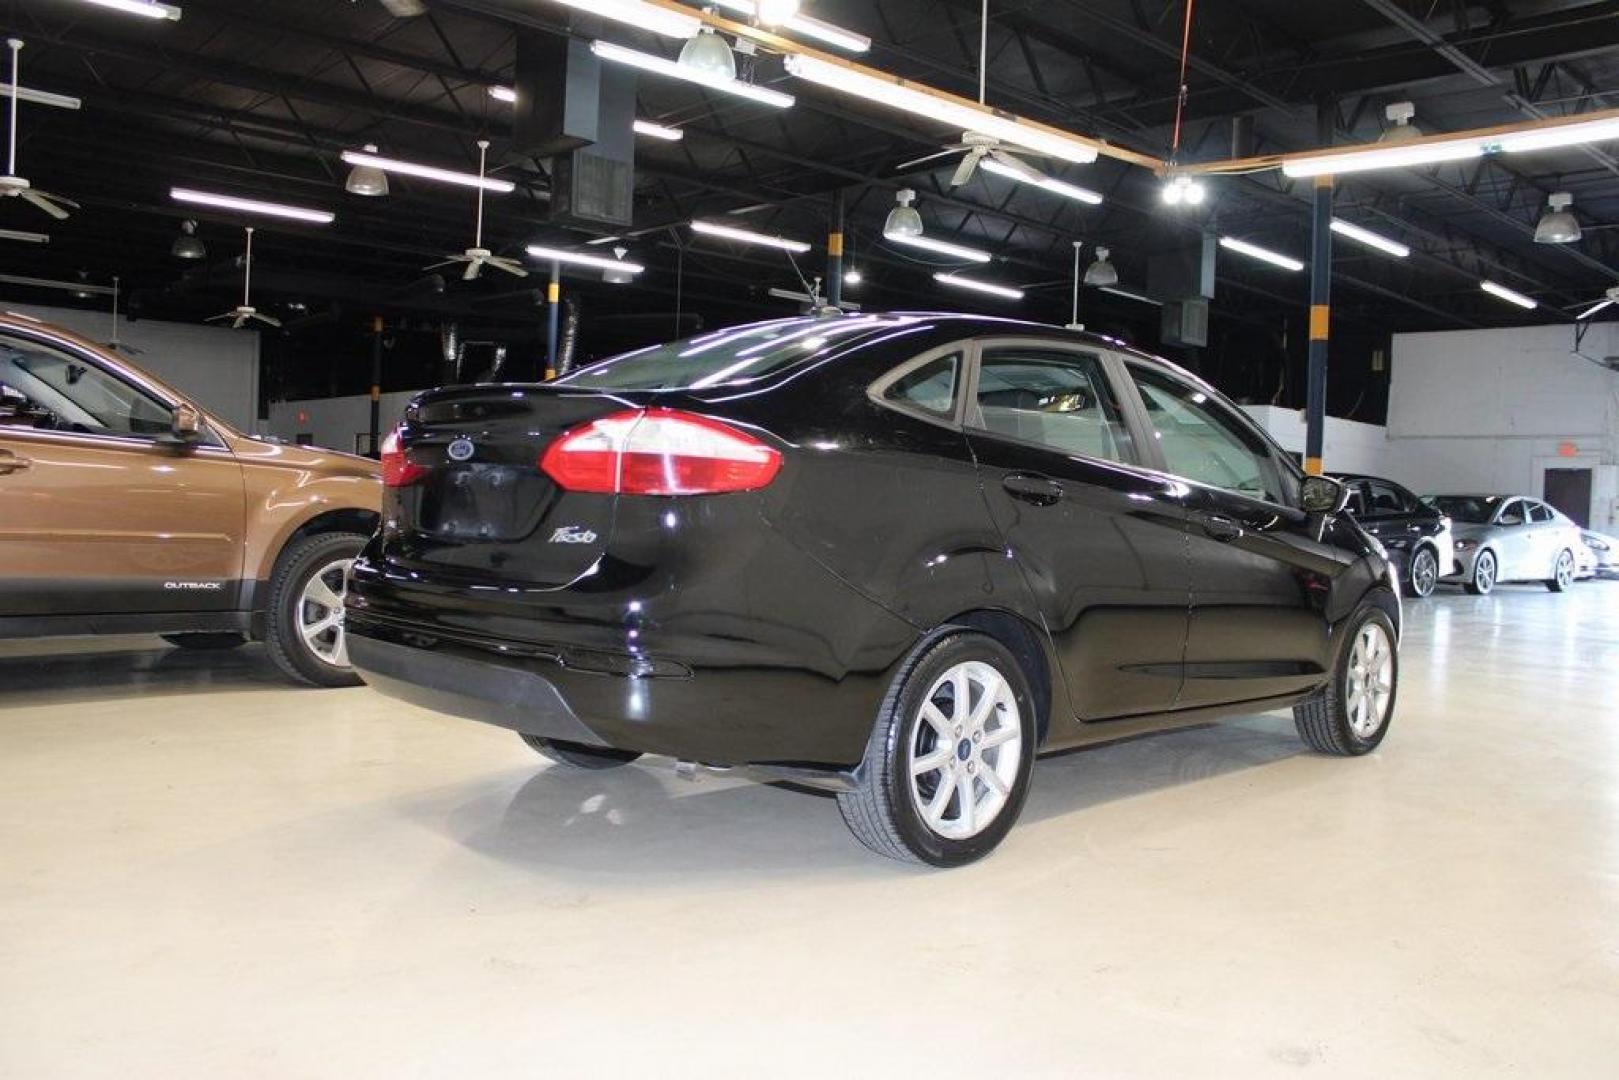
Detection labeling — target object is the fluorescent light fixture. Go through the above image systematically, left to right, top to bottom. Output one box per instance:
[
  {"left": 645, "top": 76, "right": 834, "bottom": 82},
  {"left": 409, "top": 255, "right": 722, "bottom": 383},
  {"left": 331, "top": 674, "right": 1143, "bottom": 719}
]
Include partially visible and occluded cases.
[
  {"left": 77, "top": 0, "right": 181, "bottom": 19},
  {"left": 542, "top": 0, "right": 700, "bottom": 39},
  {"left": 710, "top": 1, "right": 872, "bottom": 52},
  {"left": 592, "top": 40, "right": 794, "bottom": 109},
  {"left": 784, "top": 54, "right": 1098, "bottom": 166},
  {"left": 0, "top": 85, "right": 81, "bottom": 110},
  {"left": 488, "top": 85, "right": 517, "bottom": 103},
  {"left": 1498, "top": 115, "right": 1619, "bottom": 154},
  {"left": 633, "top": 119, "right": 684, "bottom": 141},
  {"left": 1282, "top": 139, "right": 1482, "bottom": 178},
  {"left": 339, "top": 149, "right": 514, "bottom": 193},
  {"left": 980, "top": 158, "right": 1103, "bottom": 204},
  {"left": 170, "top": 188, "right": 334, "bottom": 224},
  {"left": 1330, "top": 219, "right": 1411, "bottom": 258},
  {"left": 691, "top": 220, "right": 812, "bottom": 252},
  {"left": 0, "top": 228, "right": 48, "bottom": 243},
  {"left": 884, "top": 231, "right": 992, "bottom": 264},
  {"left": 1219, "top": 236, "right": 1304, "bottom": 272},
  {"left": 525, "top": 245, "right": 646, "bottom": 274},
  {"left": 934, "top": 273, "right": 1023, "bottom": 301},
  {"left": 1480, "top": 280, "right": 1537, "bottom": 310},
  {"left": 1100, "top": 286, "right": 1160, "bottom": 306}
]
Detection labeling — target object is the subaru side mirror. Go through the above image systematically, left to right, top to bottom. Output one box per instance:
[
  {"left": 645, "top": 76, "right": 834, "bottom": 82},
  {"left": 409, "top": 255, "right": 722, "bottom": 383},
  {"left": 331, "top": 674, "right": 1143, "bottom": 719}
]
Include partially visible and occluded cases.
[
  {"left": 160, "top": 403, "right": 205, "bottom": 447},
  {"left": 1301, "top": 475, "right": 1349, "bottom": 515}
]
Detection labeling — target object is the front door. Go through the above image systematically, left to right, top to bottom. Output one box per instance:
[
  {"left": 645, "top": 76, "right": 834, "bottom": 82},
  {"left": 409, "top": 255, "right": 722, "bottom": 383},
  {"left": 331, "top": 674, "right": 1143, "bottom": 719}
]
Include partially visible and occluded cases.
[
  {"left": 0, "top": 330, "right": 245, "bottom": 619},
  {"left": 965, "top": 342, "right": 1191, "bottom": 721},
  {"left": 1122, "top": 363, "right": 1351, "bottom": 709},
  {"left": 1491, "top": 498, "right": 1536, "bottom": 580}
]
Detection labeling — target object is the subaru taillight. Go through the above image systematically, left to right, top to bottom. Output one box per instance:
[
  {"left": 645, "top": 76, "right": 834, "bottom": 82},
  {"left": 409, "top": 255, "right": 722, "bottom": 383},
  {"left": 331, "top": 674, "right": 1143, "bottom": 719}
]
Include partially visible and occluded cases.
[
  {"left": 539, "top": 408, "right": 782, "bottom": 495},
  {"left": 380, "top": 425, "right": 426, "bottom": 488}
]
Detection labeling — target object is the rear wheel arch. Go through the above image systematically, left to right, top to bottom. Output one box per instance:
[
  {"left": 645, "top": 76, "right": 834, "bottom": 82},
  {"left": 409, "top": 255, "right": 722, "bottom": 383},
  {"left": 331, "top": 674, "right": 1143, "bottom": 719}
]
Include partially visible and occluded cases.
[{"left": 936, "top": 609, "right": 1054, "bottom": 743}]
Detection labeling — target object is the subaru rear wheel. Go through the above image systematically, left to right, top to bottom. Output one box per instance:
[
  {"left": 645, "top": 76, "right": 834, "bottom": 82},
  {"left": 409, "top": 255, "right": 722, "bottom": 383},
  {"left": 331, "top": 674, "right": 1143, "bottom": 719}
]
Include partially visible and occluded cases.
[{"left": 838, "top": 631, "right": 1036, "bottom": 867}]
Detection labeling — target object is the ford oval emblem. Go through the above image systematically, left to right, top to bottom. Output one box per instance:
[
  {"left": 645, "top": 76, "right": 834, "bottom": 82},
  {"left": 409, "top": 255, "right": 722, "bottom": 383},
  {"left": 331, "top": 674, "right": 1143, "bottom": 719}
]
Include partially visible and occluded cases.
[{"left": 447, "top": 437, "right": 475, "bottom": 462}]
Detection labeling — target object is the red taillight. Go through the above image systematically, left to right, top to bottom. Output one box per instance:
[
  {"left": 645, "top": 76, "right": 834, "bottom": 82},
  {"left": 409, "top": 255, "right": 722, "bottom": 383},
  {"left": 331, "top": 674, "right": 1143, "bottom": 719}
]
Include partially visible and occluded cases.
[
  {"left": 539, "top": 408, "right": 782, "bottom": 496},
  {"left": 380, "top": 425, "right": 426, "bottom": 488}
]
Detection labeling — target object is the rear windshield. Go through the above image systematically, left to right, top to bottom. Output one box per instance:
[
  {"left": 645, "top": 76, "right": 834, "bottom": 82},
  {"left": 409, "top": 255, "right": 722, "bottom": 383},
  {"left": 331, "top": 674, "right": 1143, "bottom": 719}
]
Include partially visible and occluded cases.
[
  {"left": 556, "top": 315, "right": 925, "bottom": 391},
  {"left": 1426, "top": 495, "right": 1500, "bottom": 523}
]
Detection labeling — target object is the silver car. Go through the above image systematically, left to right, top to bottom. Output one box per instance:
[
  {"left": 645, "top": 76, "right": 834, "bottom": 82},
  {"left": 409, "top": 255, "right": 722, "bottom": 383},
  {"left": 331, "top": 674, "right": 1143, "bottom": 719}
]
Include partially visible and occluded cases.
[
  {"left": 1425, "top": 495, "right": 1584, "bottom": 595},
  {"left": 1582, "top": 530, "right": 1618, "bottom": 580}
]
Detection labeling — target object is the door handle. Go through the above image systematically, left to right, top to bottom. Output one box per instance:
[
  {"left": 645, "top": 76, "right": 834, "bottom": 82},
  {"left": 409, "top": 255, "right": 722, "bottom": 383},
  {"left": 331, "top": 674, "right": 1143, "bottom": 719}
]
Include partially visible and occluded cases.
[
  {"left": 0, "top": 451, "right": 30, "bottom": 476},
  {"left": 1002, "top": 473, "right": 1064, "bottom": 507},
  {"left": 1196, "top": 514, "right": 1244, "bottom": 542}
]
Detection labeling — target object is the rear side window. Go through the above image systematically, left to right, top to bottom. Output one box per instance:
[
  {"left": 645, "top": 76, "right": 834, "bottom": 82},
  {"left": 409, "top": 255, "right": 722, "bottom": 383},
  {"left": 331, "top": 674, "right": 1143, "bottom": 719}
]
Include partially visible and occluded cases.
[
  {"left": 969, "top": 348, "right": 1134, "bottom": 464},
  {"left": 883, "top": 353, "right": 960, "bottom": 417},
  {"left": 1128, "top": 364, "right": 1289, "bottom": 504},
  {"left": 1366, "top": 481, "right": 1408, "bottom": 516}
]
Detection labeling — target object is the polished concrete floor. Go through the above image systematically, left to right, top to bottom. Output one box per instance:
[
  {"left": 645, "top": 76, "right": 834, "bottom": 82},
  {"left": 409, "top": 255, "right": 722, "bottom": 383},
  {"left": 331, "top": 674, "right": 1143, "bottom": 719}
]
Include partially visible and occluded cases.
[{"left": 3, "top": 583, "right": 1617, "bottom": 1078}]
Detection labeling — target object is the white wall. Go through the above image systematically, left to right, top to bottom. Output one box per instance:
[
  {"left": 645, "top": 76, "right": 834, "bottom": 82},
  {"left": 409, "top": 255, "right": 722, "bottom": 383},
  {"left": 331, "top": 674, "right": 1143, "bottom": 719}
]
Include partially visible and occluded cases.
[
  {"left": 2, "top": 300, "right": 261, "bottom": 431},
  {"left": 1387, "top": 323, "right": 1619, "bottom": 529},
  {"left": 267, "top": 390, "right": 417, "bottom": 454},
  {"left": 1240, "top": 406, "right": 1393, "bottom": 477}
]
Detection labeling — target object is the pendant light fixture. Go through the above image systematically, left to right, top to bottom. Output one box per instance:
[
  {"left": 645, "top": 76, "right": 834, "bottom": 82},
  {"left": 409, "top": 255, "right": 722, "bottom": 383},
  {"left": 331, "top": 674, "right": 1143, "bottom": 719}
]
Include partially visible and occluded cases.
[
  {"left": 344, "top": 144, "right": 390, "bottom": 197},
  {"left": 883, "top": 189, "right": 923, "bottom": 238},
  {"left": 1534, "top": 192, "right": 1581, "bottom": 244},
  {"left": 171, "top": 219, "right": 206, "bottom": 259},
  {"left": 1083, "top": 246, "right": 1119, "bottom": 287}
]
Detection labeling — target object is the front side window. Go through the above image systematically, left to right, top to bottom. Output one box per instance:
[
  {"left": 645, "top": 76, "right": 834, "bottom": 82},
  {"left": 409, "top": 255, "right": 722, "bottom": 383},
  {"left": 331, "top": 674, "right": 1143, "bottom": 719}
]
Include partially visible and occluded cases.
[
  {"left": 0, "top": 336, "right": 172, "bottom": 438},
  {"left": 969, "top": 348, "right": 1134, "bottom": 464},
  {"left": 882, "top": 353, "right": 960, "bottom": 417},
  {"left": 1128, "top": 364, "right": 1289, "bottom": 504},
  {"left": 1366, "top": 481, "right": 1409, "bottom": 517},
  {"left": 1498, "top": 500, "right": 1526, "bottom": 526},
  {"left": 1529, "top": 502, "right": 1554, "bottom": 524}
]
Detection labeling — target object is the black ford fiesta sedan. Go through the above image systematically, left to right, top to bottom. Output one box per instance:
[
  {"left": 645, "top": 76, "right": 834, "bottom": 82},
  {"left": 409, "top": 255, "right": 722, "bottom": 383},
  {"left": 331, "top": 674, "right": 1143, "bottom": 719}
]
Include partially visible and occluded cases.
[{"left": 346, "top": 314, "right": 1400, "bottom": 866}]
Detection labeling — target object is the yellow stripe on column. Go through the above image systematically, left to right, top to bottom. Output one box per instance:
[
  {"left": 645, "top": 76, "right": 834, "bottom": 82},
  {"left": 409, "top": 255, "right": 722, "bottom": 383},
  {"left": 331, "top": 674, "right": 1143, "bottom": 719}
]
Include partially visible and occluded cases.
[
  {"left": 828, "top": 232, "right": 845, "bottom": 257},
  {"left": 547, "top": 281, "right": 561, "bottom": 303},
  {"left": 1309, "top": 304, "right": 1330, "bottom": 340},
  {"left": 1304, "top": 456, "right": 1324, "bottom": 476}
]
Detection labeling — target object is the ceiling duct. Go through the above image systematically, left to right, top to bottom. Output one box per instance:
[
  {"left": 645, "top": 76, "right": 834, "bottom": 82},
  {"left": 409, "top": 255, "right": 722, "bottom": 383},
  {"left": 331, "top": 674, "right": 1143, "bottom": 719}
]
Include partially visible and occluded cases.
[{"left": 514, "top": 34, "right": 636, "bottom": 228}]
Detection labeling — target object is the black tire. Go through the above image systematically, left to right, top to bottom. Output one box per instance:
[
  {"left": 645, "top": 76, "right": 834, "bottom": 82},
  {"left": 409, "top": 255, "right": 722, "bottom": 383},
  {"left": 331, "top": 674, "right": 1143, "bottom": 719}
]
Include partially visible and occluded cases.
[
  {"left": 264, "top": 531, "right": 368, "bottom": 688},
  {"left": 1407, "top": 545, "right": 1439, "bottom": 599},
  {"left": 1546, "top": 548, "right": 1575, "bottom": 593},
  {"left": 1464, "top": 549, "right": 1497, "bottom": 595},
  {"left": 1293, "top": 602, "right": 1399, "bottom": 757},
  {"left": 836, "top": 631, "right": 1038, "bottom": 868},
  {"left": 161, "top": 632, "right": 247, "bottom": 650},
  {"left": 520, "top": 734, "right": 642, "bottom": 769}
]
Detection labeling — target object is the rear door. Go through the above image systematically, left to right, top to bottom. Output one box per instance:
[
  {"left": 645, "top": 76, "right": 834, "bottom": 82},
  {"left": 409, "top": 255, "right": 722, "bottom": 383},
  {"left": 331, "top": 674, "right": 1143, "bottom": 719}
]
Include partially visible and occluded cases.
[
  {"left": 0, "top": 330, "right": 244, "bottom": 618},
  {"left": 965, "top": 340, "right": 1191, "bottom": 720},
  {"left": 1121, "top": 361, "right": 1348, "bottom": 709}
]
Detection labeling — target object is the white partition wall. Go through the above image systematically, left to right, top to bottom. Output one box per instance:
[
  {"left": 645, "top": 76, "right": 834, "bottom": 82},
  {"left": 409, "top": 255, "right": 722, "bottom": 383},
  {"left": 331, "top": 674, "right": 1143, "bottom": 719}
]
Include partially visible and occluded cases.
[
  {"left": 1, "top": 300, "right": 262, "bottom": 431},
  {"left": 1388, "top": 323, "right": 1619, "bottom": 529}
]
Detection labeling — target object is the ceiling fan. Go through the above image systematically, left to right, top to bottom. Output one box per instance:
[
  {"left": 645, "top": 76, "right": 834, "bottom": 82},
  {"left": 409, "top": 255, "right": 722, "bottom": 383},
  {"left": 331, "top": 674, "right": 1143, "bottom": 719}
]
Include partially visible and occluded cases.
[
  {"left": 1, "top": 39, "right": 77, "bottom": 221},
  {"left": 899, "top": 131, "right": 1049, "bottom": 189},
  {"left": 425, "top": 139, "right": 527, "bottom": 281},
  {"left": 208, "top": 227, "right": 282, "bottom": 330},
  {"left": 1575, "top": 286, "right": 1619, "bottom": 321}
]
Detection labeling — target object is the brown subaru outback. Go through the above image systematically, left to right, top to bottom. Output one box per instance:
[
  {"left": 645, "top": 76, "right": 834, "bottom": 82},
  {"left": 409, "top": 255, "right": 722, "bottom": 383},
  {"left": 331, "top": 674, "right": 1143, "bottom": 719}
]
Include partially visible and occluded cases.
[{"left": 0, "top": 312, "right": 380, "bottom": 686}]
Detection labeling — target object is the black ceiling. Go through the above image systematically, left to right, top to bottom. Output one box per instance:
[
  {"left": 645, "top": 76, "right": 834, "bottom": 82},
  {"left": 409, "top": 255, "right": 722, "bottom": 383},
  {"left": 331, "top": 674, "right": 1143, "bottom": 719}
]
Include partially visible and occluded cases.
[{"left": 3, "top": 0, "right": 1619, "bottom": 377}]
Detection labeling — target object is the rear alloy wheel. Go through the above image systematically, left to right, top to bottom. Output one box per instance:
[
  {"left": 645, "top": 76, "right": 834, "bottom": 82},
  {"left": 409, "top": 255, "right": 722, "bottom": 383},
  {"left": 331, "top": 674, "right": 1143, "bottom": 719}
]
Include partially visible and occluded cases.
[
  {"left": 264, "top": 531, "right": 368, "bottom": 688},
  {"left": 1408, "top": 546, "right": 1439, "bottom": 599},
  {"left": 1465, "top": 549, "right": 1497, "bottom": 596},
  {"left": 1546, "top": 549, "right": 1576, "bottom": 593},
  {"left": 1293, "top": 603, "right": 1399, "bottom": 756},
  {"left": 838, "top": 632, "right": 1036, "bottom": 867},
  {"left": 520, "top": 735, "right": 642, "bottom": 770}
]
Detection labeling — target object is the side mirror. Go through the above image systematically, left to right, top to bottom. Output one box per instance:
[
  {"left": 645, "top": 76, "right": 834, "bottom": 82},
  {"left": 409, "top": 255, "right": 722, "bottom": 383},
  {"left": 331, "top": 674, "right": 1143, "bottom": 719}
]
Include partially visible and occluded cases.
[
  {"left": 161, "top": 403, "right": 204, "bottom": 447},
  {"left": 1301, "top": 475, "right": 1350, "bottom": 515}
]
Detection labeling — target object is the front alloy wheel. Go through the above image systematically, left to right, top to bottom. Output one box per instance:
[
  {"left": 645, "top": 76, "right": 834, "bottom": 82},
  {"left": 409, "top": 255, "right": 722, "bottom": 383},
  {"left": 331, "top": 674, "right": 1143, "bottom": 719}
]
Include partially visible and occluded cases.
[
  {"left": 265, "top": 531, "right": 368, "bottom": 687},
  {"left": 1408, "top": 546, "right": 1439, "bottom": 598},
  {"left": 1466, "top": 549, "right": 1497, "bottom": 595},
  {"left": 1547, "top": 549, "right": 1575, "bottom": 593},
  {"left": 1293, "top": 602, "right": 1399, "bottom": 756},
  {"left": 838, "top": 631, "right": 1036, "bottom": 867}
]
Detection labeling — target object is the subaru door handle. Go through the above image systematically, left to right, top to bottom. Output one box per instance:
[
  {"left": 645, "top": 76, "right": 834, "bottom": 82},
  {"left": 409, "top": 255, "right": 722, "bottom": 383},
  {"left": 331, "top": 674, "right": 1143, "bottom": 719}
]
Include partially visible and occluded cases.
[
  {"left": 0, "top": 451, "right": 30, "bottom": 475},
  {"left": 1002, "top": 473, "right": 1064, "bottom": 507},
  {"left": 1197, "top": 514, "right": 1244, "bottom": 542}
]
